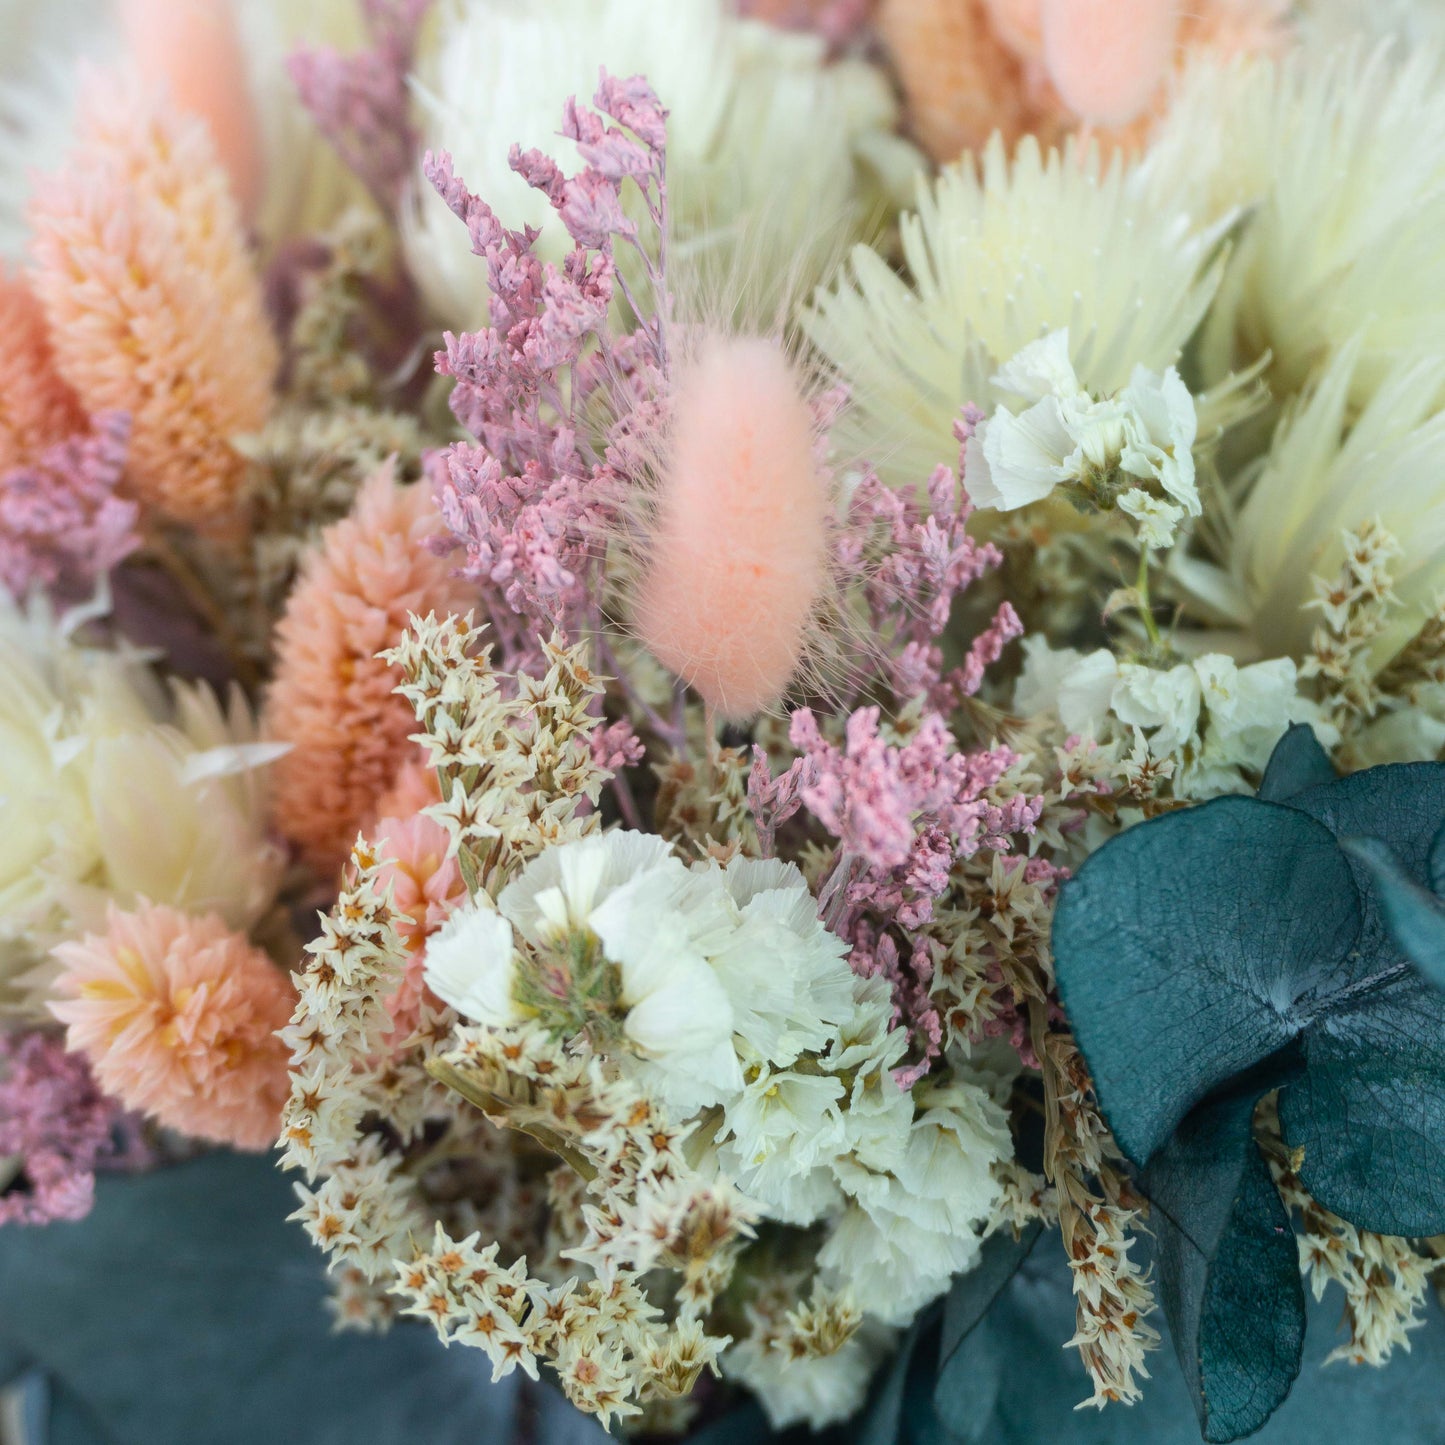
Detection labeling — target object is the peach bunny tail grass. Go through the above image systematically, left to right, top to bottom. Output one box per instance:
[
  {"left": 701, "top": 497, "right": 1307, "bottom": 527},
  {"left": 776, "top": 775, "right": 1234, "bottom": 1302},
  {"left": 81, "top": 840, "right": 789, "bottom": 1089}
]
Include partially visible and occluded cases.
[
  {"left": 1041, "top": 0, "right": 1182, "bottom": 127},
  {"left": 26, "top": 68, "right": 277, "bottom": 538},
  {"left": 631, "top": 333, "right": 832, "bottom": 724}
]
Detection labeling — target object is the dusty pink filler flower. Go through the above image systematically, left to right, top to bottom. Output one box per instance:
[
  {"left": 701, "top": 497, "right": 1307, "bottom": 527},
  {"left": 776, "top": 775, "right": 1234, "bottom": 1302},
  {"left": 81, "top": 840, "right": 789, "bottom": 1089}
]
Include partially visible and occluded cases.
[
  {"left": 289, "top": 0, "right": 434, "bottom": 212},
  {"left": 0, "top": 412, "right": 138, "bottom": 599},
  {"left": 752, "top": 414, "right": 1040, "bottom": 1081},
  {"left": 50, "top": 904, "right": 294, "bottom": 1152},
  {"left": 0, "top": 1030, "right": 147, "bottom": 1227}
]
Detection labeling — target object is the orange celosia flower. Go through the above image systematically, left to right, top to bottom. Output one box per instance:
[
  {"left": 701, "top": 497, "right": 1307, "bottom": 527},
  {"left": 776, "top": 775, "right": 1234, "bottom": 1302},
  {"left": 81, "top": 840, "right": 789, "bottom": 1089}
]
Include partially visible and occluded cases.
[
  {"left": 26, "top": 70, "right": 277, "bottom": 535},
  {"left": 0, "top": 266, "right": 86, "bottom": 473},
  {"left": 265, "top": 465, "right": 475, "bottom": 878},
  {"left": 50, "top": 902, "right": 293, "bottom": 1152}
]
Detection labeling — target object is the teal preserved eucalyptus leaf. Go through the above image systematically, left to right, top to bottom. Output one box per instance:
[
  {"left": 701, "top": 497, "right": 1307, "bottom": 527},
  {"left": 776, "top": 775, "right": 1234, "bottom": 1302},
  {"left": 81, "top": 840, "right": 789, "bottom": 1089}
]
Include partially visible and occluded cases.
[
  {"left": 1050, "top": 734, "right": 1445, "bottom": 1436},
  {"left": 1144, "top": 1084, "right": 1305, "bottom": 1443}
]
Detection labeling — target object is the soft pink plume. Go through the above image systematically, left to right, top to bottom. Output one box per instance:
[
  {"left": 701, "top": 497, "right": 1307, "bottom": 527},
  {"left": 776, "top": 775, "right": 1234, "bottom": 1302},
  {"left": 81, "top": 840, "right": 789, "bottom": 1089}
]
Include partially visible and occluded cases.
[{"left": 633, "top": 335, "right": 829, "bottom": 722}]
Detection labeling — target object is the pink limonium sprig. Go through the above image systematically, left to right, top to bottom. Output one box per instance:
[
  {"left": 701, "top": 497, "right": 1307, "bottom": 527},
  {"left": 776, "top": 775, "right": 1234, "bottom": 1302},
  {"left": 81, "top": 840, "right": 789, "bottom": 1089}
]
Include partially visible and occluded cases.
[
  {"left": 289, "top": 0, "right": 434, "bottom": 213},
  {"left": 423, "top": 72, "right": 670, "bottom": 679},
  {"left": 0, "top": 412, "right": 137, "bottom": 601},
  {"left": 750, "top": 412, "right": 1040, "bottom": 1078},
  {"left": 0, "top": 1030, "right": 148, "bottom": 1228}
]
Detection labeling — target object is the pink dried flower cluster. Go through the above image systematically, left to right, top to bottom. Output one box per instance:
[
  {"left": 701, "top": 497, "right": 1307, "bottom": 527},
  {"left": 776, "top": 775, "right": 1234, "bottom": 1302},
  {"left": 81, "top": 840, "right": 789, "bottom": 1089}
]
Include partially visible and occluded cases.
[
  {"left": 289, "top": 0, "right": 433, "bottom": 212},
  {"left": 424, "top": 73, "right": 669, "bottom": 663},
  {"left": 843, "top": 409, "right": 1023, "bottom": 712},
  {"left": 0, "top": 412, "right": 138, "bottom": 599},
  {"left": 50, "top": 903, "right": 294, "bottom": 1152},
  {"left": 0, "top": 1030, "right": 145, "bottom": 1227}
]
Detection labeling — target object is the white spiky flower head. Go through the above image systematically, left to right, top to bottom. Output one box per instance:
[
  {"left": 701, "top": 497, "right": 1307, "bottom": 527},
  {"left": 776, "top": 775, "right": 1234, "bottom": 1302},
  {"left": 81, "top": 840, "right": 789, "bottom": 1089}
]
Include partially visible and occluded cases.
[
  {"left": 402, "top": 0, "right": 912, "bottom": 329},
  {"left": 1147, "top": 42, "right": 1445, "bottom": 410},
  {"left": 805, "top": 134, "right": 1225, "bottom": 489},
  {"left": 1224, "top": 341, "right": 1445, "bottom": 666}
]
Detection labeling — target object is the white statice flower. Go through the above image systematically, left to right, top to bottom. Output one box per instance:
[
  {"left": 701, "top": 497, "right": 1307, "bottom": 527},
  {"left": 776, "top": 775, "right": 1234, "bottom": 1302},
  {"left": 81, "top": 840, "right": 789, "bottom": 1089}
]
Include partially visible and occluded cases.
[
  {"left": 403, "top": 0, "right": 914, "bottom": 328},
  {"left": 1148, "top": 44, "right": 1445, "bottom": 409},
  {"left": 806, "top": 135, "right": 1224, "bottom": 488},
  {"left": 963, "top": 330, "right": 1200, "bottom": 549},
  {"left": 1217, "top": 343, "right": 1445, "bottom": 666},
  {"left": 0, "top": 595, "right": 284, "bottom": 1011},
  {"left": 1017, "top": 638, "right": 1329, "bottom": 797},
  {"left": 707, "top": 856, "right": 855, "bottom": 1066},
  {"left": 422, "top": 903, "right": 519, "bottom": 1027},
  {"left": 820, "top": 1079, "right": 1010, "bottom": 1325},
  {"left": 723, "top": 1320, "right": 894, "bottom": 1432}
]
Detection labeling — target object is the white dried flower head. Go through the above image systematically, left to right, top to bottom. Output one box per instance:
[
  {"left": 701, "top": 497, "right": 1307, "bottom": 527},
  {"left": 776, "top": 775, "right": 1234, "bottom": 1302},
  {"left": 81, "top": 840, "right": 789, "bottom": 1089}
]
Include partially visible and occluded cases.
[
  {"left": 403, "top": 0, "right": 911, "bottom": 328},
  {"left": 1150, "top": 43, "right": 1445, "bottom": 408},
  {"left": 807, "top": 138, "right": 1223, "bottom": 488},
  {"left": 964, "top": 330, "right": 1199, "bottom": 546},
  {"left": 1223, "top": 344, "right": 1445, "bottom": 667},
  {"left": 0, "top": 594, "right": 284, "bottom": 1011},
  {"left": 1015, "top": 639, "right": 1328, "bottom": 798},
  {"left": 422, "top": 902, "right": 520, "bottom": 1028}
]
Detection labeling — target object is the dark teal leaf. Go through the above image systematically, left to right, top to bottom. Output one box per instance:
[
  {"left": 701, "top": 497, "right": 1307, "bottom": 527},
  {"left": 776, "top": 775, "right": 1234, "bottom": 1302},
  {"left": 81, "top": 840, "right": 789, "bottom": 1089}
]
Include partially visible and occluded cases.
[
  {"left": 1256, "top": 726, "right": 1335, "bottom": 803},
  {"left": 1279, "top": 764, "right": 1445, "bottom": 882},
  {"left": 1053, "top": 766, "right": 1445, "bottom": 1238},
  {"left": 1051, "top": 796, "right": 1358, "bottom": 1163},
  {"left": 1429, "top": 819, "right": 1445, "bottom": 893},
  {"left": 1342, "top": 836, "right": 1445, "bottom": 990},
  {"left": 1277, "top": 975, "right": 1445, "bottom": 1235},
  {"left": 1145, "top": 1086, "right": 1304, "bottom": 1443},
  {"left": 0, "top": 1152, "right": 521, "bottom": 1445},
  {"left": 933, "top": 1226, "right": 1041, "bottom": 1443},
  {"left": 914, "top": 1232, "right": 1445, "bottom": 1444},
  {"left": 853, "top": 1319, "right": 923, "bottom": 1445}
]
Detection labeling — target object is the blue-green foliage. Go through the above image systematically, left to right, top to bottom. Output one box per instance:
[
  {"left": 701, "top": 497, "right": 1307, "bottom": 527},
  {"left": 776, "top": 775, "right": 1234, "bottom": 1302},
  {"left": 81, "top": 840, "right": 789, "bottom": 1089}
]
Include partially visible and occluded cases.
[{"left": 1049, "top": 725, "right": 1445, "bottom": 1440}]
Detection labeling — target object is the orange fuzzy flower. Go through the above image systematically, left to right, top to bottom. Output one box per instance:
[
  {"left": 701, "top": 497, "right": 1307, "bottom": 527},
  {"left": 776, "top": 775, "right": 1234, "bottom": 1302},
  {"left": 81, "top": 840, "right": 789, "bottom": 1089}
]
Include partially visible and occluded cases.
[
  {"left": 26, "top": 70, "right": 277, "bottom": 535},
  {"left": 0, "top": 267, "right": 86, "bottom": 473},
  {"left": 266, "top": 465, "right": 475, "bottom": 878},
  {"left": 50, "top": 903, "right": 293, "bottom": 1152}
]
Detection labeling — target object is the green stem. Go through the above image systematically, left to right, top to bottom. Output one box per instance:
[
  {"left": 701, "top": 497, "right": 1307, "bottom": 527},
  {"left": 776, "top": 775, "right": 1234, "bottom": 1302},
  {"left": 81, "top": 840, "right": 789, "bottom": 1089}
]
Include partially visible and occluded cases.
[{"left": 1135, "top": 549, "right": 1162, "bottom": 650}]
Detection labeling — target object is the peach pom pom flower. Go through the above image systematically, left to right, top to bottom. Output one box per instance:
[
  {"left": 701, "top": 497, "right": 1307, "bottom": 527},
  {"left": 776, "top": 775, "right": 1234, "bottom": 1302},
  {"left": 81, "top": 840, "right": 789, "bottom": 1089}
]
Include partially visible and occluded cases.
[
  {"left": 26, "top": 68, "right": 277, "bottom": 535},
  {"left": 0, "top": 265, "right": 85, "bottom": 473},
  {"left": 266, "top": 463, "right": 475, "bottom": 877},
  {"left": 49, "top": 903, "right": 293, "bottom": 1152}
]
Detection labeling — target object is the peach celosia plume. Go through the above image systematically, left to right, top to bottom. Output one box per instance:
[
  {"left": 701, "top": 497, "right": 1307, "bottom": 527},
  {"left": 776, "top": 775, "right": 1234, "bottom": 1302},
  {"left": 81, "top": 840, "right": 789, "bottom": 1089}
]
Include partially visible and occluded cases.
[
  {"left": 117, "top": 0, "right": 264, "bottom": 221},
  {"left": 26, "top": 70, "right": 277, "bottom": 535},
  {"left": 0, "top": 266, "right": 86, "bottom": 474},
  {"left": 633, "top": 334, "right": 830, "bottom": 722},
  {"left": 265, "top": 464, "right": 475, "bottom": 877},
  {"left": 49, "top": 903, "right": 293, "bottom": 1152}
]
